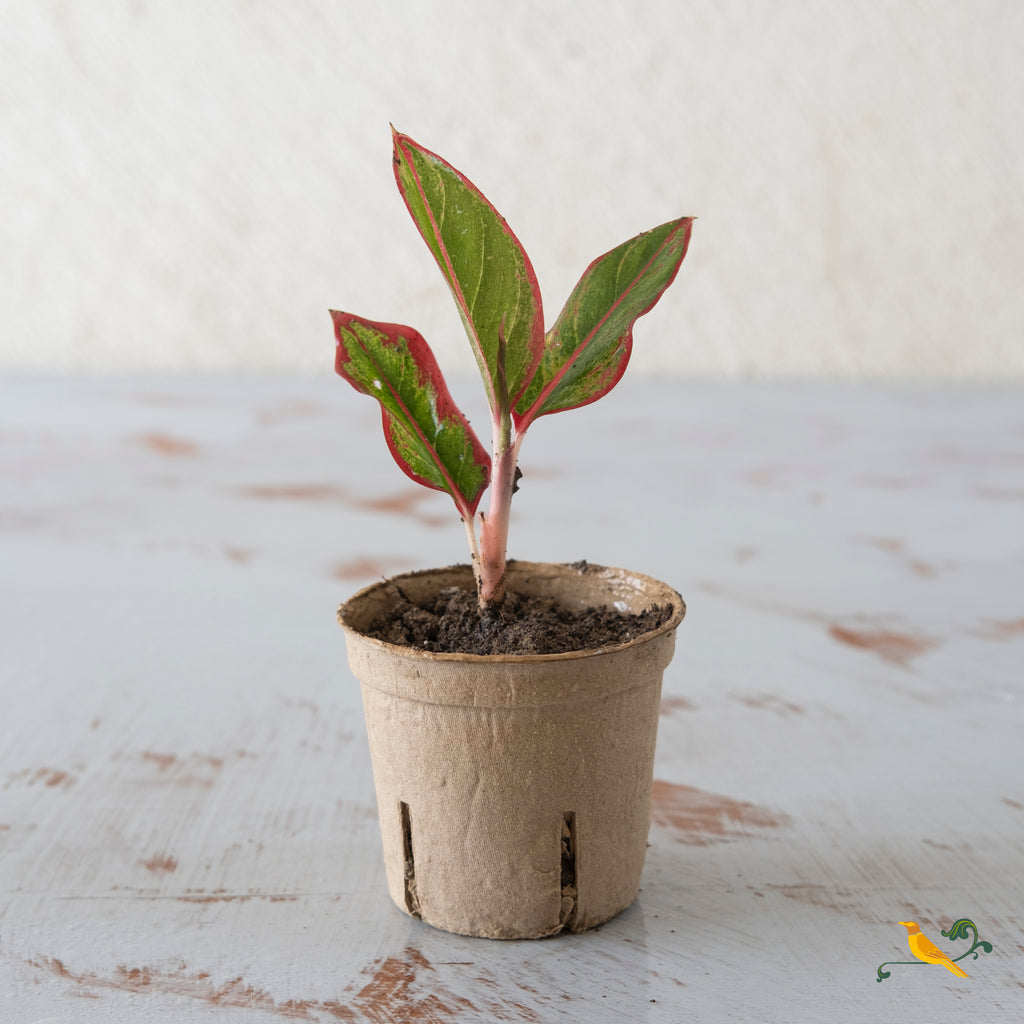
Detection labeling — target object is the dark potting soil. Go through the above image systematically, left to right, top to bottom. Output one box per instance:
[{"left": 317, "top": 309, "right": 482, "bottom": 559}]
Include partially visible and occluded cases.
[{"left": 364, "top": 579, "right": 673, "bottom": 656}]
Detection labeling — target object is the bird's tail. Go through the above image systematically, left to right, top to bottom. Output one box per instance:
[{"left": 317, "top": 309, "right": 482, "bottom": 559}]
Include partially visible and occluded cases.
[{"left": 943, "top": 960, "right": 969, "bottom": 977}]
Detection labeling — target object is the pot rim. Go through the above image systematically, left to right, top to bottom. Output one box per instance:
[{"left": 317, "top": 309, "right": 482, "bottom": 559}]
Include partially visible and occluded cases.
[{"left": 337, "top": 559, "right": 685, "bottom": 664}]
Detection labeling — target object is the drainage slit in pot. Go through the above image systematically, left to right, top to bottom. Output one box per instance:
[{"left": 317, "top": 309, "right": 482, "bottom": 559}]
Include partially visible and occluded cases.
[
  {"left": 399, "top": 801, "right": 421, "bottom": 918},
  {"left": 559, "top": 811, "right": 577, "bottom": 929}
]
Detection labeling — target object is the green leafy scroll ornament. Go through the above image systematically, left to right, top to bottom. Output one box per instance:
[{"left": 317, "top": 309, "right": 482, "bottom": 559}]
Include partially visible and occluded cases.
[{"left": 876, "top": 919, "right": 993, "bottom": 982}]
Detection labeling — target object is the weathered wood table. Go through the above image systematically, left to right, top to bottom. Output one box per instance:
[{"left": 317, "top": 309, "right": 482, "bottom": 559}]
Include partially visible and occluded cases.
[{"left": 2, "top": 376, "right": 1021, "bottom": 1021}]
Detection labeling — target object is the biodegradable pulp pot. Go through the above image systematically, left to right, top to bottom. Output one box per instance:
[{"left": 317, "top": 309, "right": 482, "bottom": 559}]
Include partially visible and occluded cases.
[{"left": 338, "top": 560, "right": 685, "bottom": 939}]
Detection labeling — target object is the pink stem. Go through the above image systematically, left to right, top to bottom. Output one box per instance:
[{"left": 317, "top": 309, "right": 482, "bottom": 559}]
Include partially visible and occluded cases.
[{"left": 476, "top": 434, "right": 523, "bottom": 611}]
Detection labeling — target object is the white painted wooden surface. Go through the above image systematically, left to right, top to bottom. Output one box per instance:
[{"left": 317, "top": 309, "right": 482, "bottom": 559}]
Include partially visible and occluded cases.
[{"left": 1, "top": 376, "right": 1021, "bottom": 1021}]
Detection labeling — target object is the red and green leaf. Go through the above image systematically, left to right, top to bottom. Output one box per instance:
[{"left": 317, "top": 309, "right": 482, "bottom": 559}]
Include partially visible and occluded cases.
[
  {"left": 392, "top": 129, "right": 544, "bottom": 416},
  {"left": 514, "top": 217, "right": 694, "bottom": 428},
  {"left": 331, "top": 311, "right": 490, "bottom": 517}
]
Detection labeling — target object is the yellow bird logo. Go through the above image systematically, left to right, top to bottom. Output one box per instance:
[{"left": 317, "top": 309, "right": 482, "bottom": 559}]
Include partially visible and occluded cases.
[
  {"left": 877, "top": 918, "right": 992, "bottom": 981},
  {"left": 899, "top": 921, "right": 969, "bottom": 976}
]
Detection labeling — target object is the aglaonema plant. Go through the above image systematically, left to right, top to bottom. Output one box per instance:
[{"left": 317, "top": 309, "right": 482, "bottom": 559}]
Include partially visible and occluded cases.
[{"left": 332, "top": 128, "right": 693, "bottom": 614}]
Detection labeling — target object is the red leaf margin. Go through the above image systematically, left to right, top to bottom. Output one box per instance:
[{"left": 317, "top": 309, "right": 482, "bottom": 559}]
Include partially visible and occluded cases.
[
  {"left": 391, "top": 128, "right": 546, "bottom": 412},
  {"left": 515, "top": 217, "right": 694, "bottom": 430},
  {"left": 332, "top": 310, "right": 491, "bottom": 518}
]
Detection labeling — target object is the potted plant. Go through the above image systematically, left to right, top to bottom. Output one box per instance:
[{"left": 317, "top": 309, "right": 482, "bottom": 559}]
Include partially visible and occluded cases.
[{"left": 333, "top": 128, "right": 692, "bottom": 939}]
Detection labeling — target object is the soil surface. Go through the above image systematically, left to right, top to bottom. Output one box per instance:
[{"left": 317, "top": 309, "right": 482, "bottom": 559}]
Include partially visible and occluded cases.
[{"left": 363, "top": 578, "right": 674, "bottom": 656}]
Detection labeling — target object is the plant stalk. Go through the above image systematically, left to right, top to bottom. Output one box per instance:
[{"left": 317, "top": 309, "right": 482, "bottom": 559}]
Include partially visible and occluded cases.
[
  {"left": 474, "top": 324, "right": 519, "bottom": 612},
  {"left": 476, "top": 434, "right": 523, "bottom": 612}
]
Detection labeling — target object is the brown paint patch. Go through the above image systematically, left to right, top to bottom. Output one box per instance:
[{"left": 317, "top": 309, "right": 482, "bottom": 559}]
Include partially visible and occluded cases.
[
  {"left": 137, "top": 433, "right": 199, "bottom": 457},
  {"left": 746, "top": 467, "right": 786, "bottom": 490},
  {"left": 237, "top": 483, "right": 447, "bottom": 527},
  {"left": 353, "top": 489, "right": 447, "bottom": 526},
  {"left": 860, "top": 537, "right": 944, "bottom": 578},
  {"left": 866, "top": 537, "right": 905, "bottom": 553},
  {"left": 733, "top": 545, "right": 757, "bottom": 563},
  {"left": 224, "top": 546, "right": 254, "bottom": 563},
  {"left": 331, "top": 556, "right": 408, "bottom": 581},
  {"left": 977, "top": 617, "right": 1024, "bottom": 639},
  {"left": 828, "top": 624, "right": 937, "bottom": 666},
  {"left": 736, "top": 694, "right": 804, "bottom": 716},
  {"left": 660, "top": 696, "right": 698, "bottom": 715},
  {"left": 138, "top": 751, "right": 222, "bottom": 788},
  {"left": 141, "top": 752, "right": 177, "bottom": 772},
  {"left": 3, "top": 767, "right": 76, "bottom": 790},
  {"left": 650, "top": 781, "right": 791, "bottom": 845},
  {"left": 1003, "top": 797, "right": 1024, "bottom": 811},
  {"left": 142, "top": 853, "right": 178, "bottom": 874},
  {"left": 179, "top": 889, "right": 298, "bottom": 904},
  {"left": 26, "top": 946, "right": 519, "bottom": 1022},
  {"left": 348, "top": 948, "right": 477, "bottom": 1022},
  {"left": 26, "top": 956, "right": 352, "bottom": 1019},
  {"left": 35, "top": 956, "right": 74, "bottom": 979},
  {"left": 649, "top": 969, "right": 687, "bottom": 988}
]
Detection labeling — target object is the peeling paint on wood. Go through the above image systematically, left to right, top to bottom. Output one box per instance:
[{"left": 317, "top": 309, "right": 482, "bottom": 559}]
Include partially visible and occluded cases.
[
  {"left": 3, "top": 378, "right": 1021, "bottom": 1022},
  {"left": 137, "top": 433, "right": 200, "bottom": 457},
  {"left": 330, "top": 557, "right": 409, "bottom": 581},
  {"left": 977, "top": 617, "right": 1024, "bottom": 639},
  {"left": 828, "top": 624, "right": 938, "bottom": 665},
  {"left": 659, "top": 696, "right": 698, "bottom": 715},
  {"left": 650, "top": 781, "right": 791, "bottom": 844},
  {"left": 141, "top": 854, "right": 178, "bottom": 874}
]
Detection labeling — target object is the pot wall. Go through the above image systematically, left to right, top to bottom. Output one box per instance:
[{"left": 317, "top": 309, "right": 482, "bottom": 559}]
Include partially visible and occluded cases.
[{"left": 339, "top": 561, "right": 685, "bottom": 939}]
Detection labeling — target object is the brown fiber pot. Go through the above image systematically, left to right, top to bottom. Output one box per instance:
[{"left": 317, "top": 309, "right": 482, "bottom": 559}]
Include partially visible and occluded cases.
[{"left": 338, "top": 560, "right": 685, "bottom": 939}]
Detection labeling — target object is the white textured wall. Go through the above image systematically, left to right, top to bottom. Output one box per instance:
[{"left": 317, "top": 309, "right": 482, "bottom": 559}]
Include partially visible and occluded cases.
[{"left": 4, "top": 1, "right": 1023, "bottom": 378}]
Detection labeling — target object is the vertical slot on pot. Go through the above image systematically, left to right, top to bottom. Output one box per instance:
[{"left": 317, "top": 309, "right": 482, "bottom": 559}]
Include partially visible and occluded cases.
[
  {"left": 399, "top": 801, "right": 421, "bottom": 918},
  {"left": 559, "top": 811, "right": 578, "bottom": 928}
]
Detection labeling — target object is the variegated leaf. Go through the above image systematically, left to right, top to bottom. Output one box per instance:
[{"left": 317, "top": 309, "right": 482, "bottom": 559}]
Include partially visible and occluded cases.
[
  {"left": 392, "top": 128, "right": 544, "bottom": 414},
  {"left": 515, "top": 217, "right": 693, "bottom": 427},
  {"left": 332, "top": 311, "right": 490, "bottom": 517}
]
